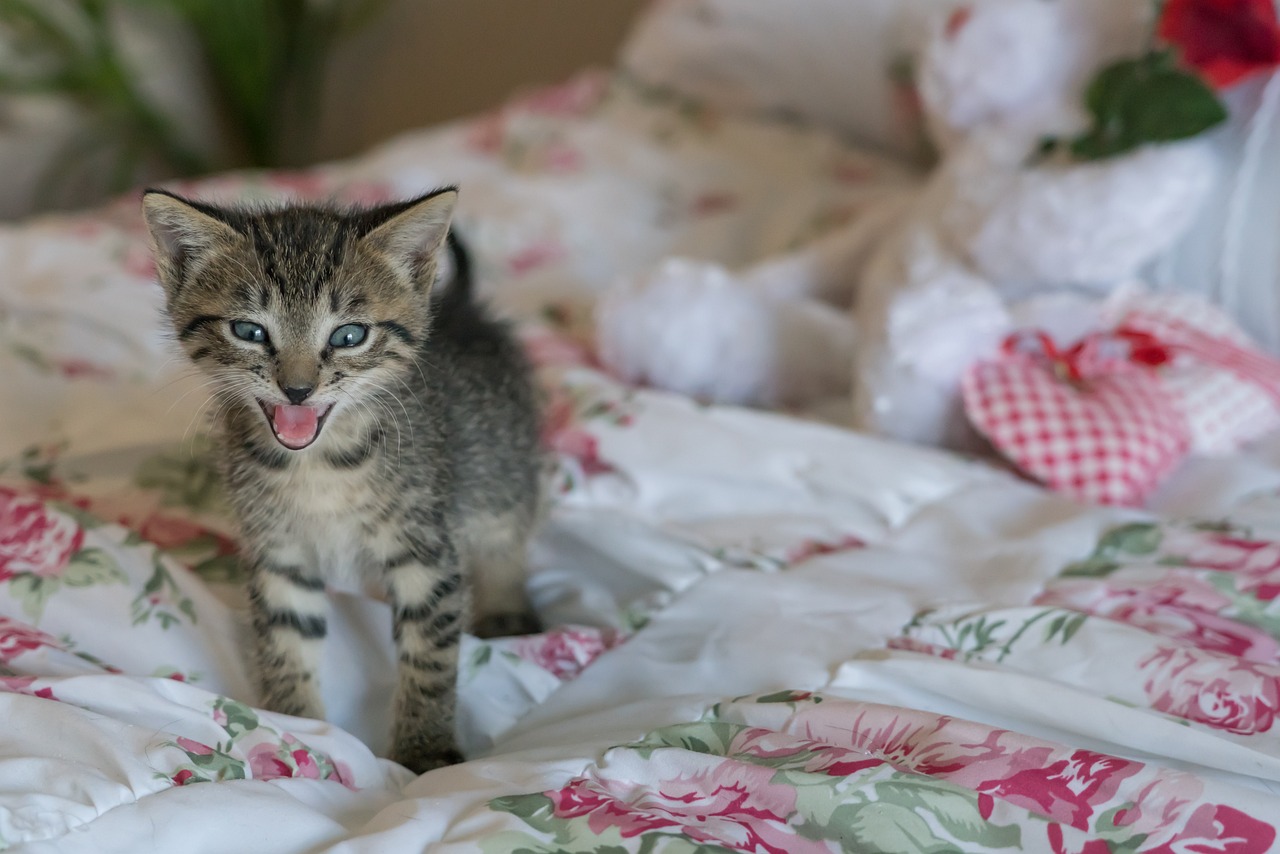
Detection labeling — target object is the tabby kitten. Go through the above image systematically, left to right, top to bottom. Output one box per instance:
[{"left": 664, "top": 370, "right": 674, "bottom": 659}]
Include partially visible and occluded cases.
[{"left": 142, "top": 187, "right": 542, "bottom": 773}]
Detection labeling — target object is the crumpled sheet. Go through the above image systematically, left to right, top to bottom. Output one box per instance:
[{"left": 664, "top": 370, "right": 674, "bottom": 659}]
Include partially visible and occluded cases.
[{"left": 2, "top": 72, "right": 1280, "bottom": 852}]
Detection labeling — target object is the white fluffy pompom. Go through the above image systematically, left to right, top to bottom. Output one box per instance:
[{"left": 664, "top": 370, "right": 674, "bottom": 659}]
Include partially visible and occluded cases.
[{"left": 595, "top": 258, "right": 854, "bottom": 408}]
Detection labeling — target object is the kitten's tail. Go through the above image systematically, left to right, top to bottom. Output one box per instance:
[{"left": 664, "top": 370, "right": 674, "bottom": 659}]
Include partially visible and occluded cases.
[{"left": 439, "top": 230, "right": 474, "bottom": 312}]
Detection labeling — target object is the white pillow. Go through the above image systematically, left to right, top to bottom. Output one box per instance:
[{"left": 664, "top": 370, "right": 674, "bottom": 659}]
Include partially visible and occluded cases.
[{"left": 618, "top": 0, "right": 959, "bottom": 160}]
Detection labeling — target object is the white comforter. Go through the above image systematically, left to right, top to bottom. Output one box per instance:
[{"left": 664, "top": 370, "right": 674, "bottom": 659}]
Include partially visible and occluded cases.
[{"left": 2, "top": 72, "right": 1280, "bottom": 852}]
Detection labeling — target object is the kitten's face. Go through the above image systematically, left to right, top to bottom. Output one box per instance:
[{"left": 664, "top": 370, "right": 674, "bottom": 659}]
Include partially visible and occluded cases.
[{"left": 142, "top": 189, "right": 456, "bottom": 450}]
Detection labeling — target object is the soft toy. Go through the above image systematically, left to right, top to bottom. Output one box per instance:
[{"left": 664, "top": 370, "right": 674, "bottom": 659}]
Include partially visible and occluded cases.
[
  {"left": 596, "top": 0, "right": 1278, "bottom": 457},
  {"left": 852, "top": 0, "right": 1232, "bottom": 448}
]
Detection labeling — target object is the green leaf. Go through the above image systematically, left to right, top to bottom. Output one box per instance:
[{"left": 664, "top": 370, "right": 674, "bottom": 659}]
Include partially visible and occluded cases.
[
  {"left": 1061, "top": 51, "right": 1227, "bottom": 161},
  {"left": 61, "top": 547, "right": 126, "bottom": 587},
  {"left": 191, "top": 554, "right": 244, "bottom": 584},
  {"left": 1061, "top": 557, "right": 1121, "bottom": 578},
  {"left": 9, "top": 574, "right": 60, "bottom": 621},
  {"left": 178, "top": 597, "right": 198, "bottom": 625},
  {"left": 755, "top": 690, "right": 817, "bottom": 705},
  {"left": 215, "top": 697, "right": 261, "bottom": 738},
  {"left": 874, "top": 780, "right": 1022, "bottom": 849},
  {"left": 489, "top": 793, "right": 562, "bottom": 835},
  {"left": 835, "top": 801, "right": 957, "bottom": 854}
]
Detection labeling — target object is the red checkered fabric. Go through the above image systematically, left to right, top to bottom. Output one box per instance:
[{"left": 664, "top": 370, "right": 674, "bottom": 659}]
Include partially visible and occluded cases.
[{"left": 963, "top": 347, "right": 1190, "bottom": 507}]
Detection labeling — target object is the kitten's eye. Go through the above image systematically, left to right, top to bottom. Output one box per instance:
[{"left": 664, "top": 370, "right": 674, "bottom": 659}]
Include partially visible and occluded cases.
[
  {"left": 231, "top": 320, "right": 268, "bottom": 344},
  {"left": 329, "top": 324, "right": 368, "bottom": 348}
]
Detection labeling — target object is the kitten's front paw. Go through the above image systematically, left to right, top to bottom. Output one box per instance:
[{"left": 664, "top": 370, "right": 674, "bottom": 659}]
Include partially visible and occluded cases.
[
  {"left": 473, "top": 610, "right": 542, "bottom": 639},
  {"left": 392, "top": 742, "right": 466, "bottom": 775}
]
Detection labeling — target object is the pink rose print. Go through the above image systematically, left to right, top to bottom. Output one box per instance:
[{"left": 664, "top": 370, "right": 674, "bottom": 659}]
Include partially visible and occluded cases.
[
  {"left": 508, "top": 73, "right": 608, "bottom": 117},
  {"left": 689, "top": 192, "right": 737, "bottom": 218},
  {"left": 506, "top": 241, "right": 566, "bottom": 277},
  {"left": 521, "top": 329, "right": 597, "bottom": 371},
  {"left": 54, "top": 358, "right": 116, "bottom": 381},
  {"left": 541, "top": 391, "right": 615, "bottom": 478},
  {"left": 0, "top": 487, "right": 85, "bottom": 581},
  {"left": 133, "top": 513, "right": 235, "bottom": 557},
  {"left": 1170, "top": 531, "right": 1280, "bottom": 580},
  {"left": 784, "top": 535, "right": 866, "bottom": 566},
  {"left": 1036, "top": 577, "right": 1280, "bottom": 662},
  {"left": 0, "top": 618, "right": 62, "bottom": 664},
  {"left": 513, "top": 625, "right": 620, "bottom": 680},
  {"left": 886, "top": 635, "right": 960, "bottom": 660},
  {"left": 1140, "top": 645, "right": 1280, "bottom": 733},
  {"left": 0, "top": 675, "right": 56, "bottom": 700},
  {"left": 728, "top": 727, "right": 884, "bottom": 778},
  {"left": 176, "top": 737, "right": 214, "bottom": 756},
  {"left": 247, "top": 743, "right": 292, "bottom": 781},
  {"left": 292, "top": 749, "right": 321, "bottom": 779},
  {"left": 978, "top": 749, "right": 1140, "bottom": 830},
  {"left": 548, "top": 759, "right": 826, "bottom": 854},
  {"left": 172, "top": 769, "right": 195, "bottom": 786},
  {"left": 1143, "top": 803, "right": 1277, "bottom": 854}
]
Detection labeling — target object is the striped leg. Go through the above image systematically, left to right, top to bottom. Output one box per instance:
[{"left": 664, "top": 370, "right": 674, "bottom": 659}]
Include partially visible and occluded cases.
[
  {"left": 385, "top": 544, "right": 466, "bottom": 774},
  {"left": 246, "top": 560, "right": 328, "bottom": 719}
]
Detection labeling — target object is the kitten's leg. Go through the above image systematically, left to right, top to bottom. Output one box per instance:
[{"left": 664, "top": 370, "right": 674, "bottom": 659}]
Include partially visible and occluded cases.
[
  {"left": 463, "top": 512, "right": 541, "bottom": 639},
  {"left": 384, "top": 543, "right": 467, "bottom": 773},
  {"left": 246, "top": 559, "right": 328, "bottom": 718}
]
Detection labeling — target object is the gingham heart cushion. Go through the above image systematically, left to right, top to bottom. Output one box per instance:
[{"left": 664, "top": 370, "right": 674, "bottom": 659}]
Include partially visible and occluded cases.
[{"left": 962, "top": 331, "right": 1191, "bottom": 506}]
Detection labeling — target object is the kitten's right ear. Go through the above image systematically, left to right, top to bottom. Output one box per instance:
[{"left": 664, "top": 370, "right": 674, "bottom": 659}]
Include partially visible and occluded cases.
[{"left": 141, "top": 189, "right": 240, "bottom": 295}]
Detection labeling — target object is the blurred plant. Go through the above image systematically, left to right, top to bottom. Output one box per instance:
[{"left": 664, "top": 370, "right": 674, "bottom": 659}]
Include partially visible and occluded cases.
[{"left": 0, "top": 0, "right": 386, "bottom": 201}]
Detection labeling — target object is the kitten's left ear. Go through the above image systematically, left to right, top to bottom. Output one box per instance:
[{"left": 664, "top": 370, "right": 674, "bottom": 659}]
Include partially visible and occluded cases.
[{"left": 362, "top": 188, "right": 458, "bottom": 290}]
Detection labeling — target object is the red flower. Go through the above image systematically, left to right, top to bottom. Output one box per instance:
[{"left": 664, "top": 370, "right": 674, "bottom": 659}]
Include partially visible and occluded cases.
[
  {"left": 1159, "top": 0, "right": 1280, "bottom": 89},
  {"left": 0, "top": 488, "right": 84, "bottom": 581},
  {"left": 0, "top": 618, "right": 61, "bottom": 664},
  {"left": 513, "top": 626, "right": 619, "bottom": 680},
  {"left": 1140, "top": 645, "right": 1280, "bottom": 733},
  {"left": 176, "top": 737, "right": 214, "bottom": 756},
  {"left": 978, "top": 750, "right": 1141, "bottom": 829},
  {"left": 172, "top": 769, "right": 195, "bottom": 786},
  {"left": 1146, "top": 803, "right": 1277, "bottom": 853}
]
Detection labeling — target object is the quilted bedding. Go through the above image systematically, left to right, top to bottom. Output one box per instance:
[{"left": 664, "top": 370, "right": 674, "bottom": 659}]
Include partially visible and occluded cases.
[{"left": 3, "top": 72, "right": 1280, "bottom": 851}]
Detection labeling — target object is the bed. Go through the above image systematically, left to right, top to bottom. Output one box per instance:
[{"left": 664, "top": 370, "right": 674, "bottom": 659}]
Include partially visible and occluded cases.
[{"left": 4, "top": 5, "right": 1280, "bottom": 852}]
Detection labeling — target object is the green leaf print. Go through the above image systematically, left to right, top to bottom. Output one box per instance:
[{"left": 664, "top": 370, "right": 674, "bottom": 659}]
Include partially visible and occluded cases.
[
  {"left": 134, "top": 439, "right": 226, "bottom": 513},
  {"left": 1062, "top": 523, "right": 1163, "bottom": 577},
  {"left": 61, "top": 547, "right": 127, "bottom": 587},
  {"left": 131, "top": 555, "right": 198, "bottom": 629},
  {"left": 9, "top": 575, "right": 60, "bottom": 621},
  {"left": 1042, "top": 612, "right": 1088, "bottom": 647},
  {"left": 754, "top": 689, "right": 821, "bottom": 706},
  {"left": 213, "top": 697, "right": 261, "bottom": 739},
  {"left": 874, "top": 780, "right": 1021, "bottom": 849},
  {"left": 491, "top": 793, "right": 561, "bottom": 836},
  {"left": 836, "top": 801, "right": 956, "bottom": 854}
]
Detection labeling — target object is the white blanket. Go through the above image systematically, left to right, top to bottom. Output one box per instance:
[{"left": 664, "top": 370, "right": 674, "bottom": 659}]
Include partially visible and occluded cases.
[{"left": 3, "top": 72, "right": 1280, "bottom": 852}]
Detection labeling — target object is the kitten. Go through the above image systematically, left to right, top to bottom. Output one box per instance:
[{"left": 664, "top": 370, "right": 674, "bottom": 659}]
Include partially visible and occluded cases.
[{"left": 142, "top": 187, "right": 543, "bottom": 773}]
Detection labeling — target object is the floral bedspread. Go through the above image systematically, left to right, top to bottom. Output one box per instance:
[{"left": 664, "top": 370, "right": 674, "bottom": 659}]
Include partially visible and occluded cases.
[{"left": 2, "top": 72, "right": 1280, "bottom": 852}]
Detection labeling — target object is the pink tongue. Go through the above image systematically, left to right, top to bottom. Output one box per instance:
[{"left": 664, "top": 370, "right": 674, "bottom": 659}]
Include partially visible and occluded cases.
[{"left": 273, "top": 405, "right": 320, "bottom": 446}]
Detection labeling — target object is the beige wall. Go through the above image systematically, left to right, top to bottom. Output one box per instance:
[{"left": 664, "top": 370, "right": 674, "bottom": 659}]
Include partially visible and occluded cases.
[{"left": 314, "top": 0, "right": 646, "bottom": 162}]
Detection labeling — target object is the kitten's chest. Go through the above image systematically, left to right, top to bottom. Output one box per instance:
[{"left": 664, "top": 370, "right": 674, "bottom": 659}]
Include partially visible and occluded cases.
[{"left": 270, "top": 458, "right": 387, "bottom": 580}]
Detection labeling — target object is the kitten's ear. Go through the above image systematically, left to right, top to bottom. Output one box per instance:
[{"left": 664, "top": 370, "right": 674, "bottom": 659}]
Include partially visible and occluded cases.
[
  {"left": 141, "top": 189, "right": 240, "bottom": 296},
  {"left": 361, "top": 189, "right": 458, "bottom": 289}
]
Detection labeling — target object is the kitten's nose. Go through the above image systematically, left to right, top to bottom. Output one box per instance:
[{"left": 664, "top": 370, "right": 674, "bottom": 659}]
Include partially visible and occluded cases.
[{"left": 283, "top": 385, "right": 314, "bottom": 405}]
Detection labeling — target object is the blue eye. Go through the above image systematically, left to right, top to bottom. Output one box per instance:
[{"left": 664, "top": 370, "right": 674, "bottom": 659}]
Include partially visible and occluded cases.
[
  {"left": 231, "top": 321, "right": 267, "bottom": 343},
  {"left": 329, "top": 324, "right": 368, "bottom": 348}
]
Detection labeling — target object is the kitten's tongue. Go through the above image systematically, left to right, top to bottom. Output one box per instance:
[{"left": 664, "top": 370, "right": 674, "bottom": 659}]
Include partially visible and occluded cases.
[{"left": 272, "top": 404, "right": 321, "bottom": 448}]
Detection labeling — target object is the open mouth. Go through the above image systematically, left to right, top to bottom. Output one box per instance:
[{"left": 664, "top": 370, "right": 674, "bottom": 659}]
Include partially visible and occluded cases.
[{"left": 258, "top": 400, "right": 334, "bottom": 450}]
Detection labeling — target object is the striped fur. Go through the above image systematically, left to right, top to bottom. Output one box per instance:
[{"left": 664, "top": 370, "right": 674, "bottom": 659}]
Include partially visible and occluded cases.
[{"left": 143, "top": 188, "right": 543, "bottom": 774}]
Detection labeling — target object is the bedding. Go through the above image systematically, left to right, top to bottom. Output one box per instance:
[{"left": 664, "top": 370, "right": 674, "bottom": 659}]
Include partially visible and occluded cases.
[{"left": 3, "top": 71, "right": 1280, "bottom": 852}]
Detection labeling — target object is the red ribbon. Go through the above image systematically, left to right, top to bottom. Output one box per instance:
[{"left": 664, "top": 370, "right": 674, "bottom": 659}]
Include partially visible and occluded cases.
[{"left": 1001, "top": 326, "right": 1174, "bottom": 384}]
